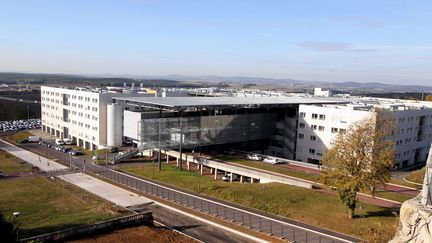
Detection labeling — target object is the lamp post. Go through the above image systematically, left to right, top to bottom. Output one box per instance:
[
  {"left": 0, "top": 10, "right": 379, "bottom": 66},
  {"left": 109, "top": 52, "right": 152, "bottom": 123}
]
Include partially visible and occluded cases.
[
  {"left": 105, "top": 144, "right": 108, "bottom": 167},
  {"left": 13, "top": 211, "right": 20, "bottom": 240}
]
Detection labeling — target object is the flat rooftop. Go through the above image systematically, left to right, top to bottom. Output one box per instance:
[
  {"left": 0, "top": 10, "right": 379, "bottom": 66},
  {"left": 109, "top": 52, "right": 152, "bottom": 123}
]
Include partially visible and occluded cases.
[{"left": 113, "top": 96, "right": 348, "bottom": 110}]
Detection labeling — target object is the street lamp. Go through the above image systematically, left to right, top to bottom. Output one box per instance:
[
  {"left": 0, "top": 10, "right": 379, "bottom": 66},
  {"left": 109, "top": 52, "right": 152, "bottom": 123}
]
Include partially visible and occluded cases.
[{"left": 13, "top": 211, "right": 20, "bottom": 240}]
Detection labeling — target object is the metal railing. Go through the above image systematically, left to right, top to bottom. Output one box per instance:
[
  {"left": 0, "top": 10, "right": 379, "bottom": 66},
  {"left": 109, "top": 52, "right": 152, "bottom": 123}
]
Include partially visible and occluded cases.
[
  {"left": 97, "top": 169, "right": 357, "bottom": 243},
  {"left": 20, "top": 211, "right": 152, "bottom": 243}
]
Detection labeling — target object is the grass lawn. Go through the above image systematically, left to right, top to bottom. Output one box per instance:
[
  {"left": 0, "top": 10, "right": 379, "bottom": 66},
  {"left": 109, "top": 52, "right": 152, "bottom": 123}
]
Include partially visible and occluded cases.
[
  {"left": 8, "top": 131, "right": 33, "bottom": 143},
  {"left": 0, "top": 150, "right": 33, "bottom": 173},
  {"left": 221, "top": 157, "right": 413, "bottom": 202},
  {"left": 121, "top": 163, "right": 399, "bottom": 243},
  {"left": 405, "top": 167, "right": 425, "bottom": 184},
  {"left": 0, "top": 177, "right": 122, "bottom": 238},
  {"left": 389, "top": 178, "right": 422, "bottom": 189},
  {"left": 374, "top": 191, "right": 413, "bottom": 203}
]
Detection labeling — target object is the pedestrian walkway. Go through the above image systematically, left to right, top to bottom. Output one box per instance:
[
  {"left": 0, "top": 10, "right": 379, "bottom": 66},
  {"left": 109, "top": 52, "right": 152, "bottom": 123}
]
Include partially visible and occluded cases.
[
  {"left": 0, "top": 139, "right": 67, "bottom": 171},
  {"left": 58, "top": 173, "right": 153, "bottom": 208}
]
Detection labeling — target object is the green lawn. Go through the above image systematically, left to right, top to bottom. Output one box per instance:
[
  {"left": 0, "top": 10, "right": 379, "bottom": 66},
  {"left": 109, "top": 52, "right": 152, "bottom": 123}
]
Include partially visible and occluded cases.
[
  {"left": 0, "top": 151, "right": 33, "bottom": 173},
  {"left": 220, "top": 157, "right": 414, "bottom": 202},
  {"left": 121, "top": 163, "right": 399, "bottom": 243},
  {"left": 405, "top": 167, "right": 425, "bottom": 184},
  {"left": 0, "top": 177, "right": 121, "bottom": 238},
  {"left": 389, "top": 178, "right": 422, "bottom": 189},
  {"left": 374, "top": 191, "right": 413, "bottom": 203}
]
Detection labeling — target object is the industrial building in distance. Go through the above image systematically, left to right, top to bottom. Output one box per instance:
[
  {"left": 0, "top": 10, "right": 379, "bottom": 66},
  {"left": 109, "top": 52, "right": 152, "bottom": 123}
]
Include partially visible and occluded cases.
[{"left": 41, "top": 86, "right": 432, "bottom": 169}]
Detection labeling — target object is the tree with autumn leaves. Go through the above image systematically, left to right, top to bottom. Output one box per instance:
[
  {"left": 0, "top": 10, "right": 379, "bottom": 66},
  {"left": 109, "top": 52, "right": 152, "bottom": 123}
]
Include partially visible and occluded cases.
[{"left": 320, "top": 111, "right": 396, "bottom": 219}]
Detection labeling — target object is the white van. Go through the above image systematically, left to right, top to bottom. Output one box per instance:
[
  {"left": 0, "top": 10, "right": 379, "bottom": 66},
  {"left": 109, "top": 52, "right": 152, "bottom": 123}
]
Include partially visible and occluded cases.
[
  {"left": 28, "top": 136, "right": 41, "bottom": 142},
  {"left": 63, "top": 138, "right": 73, "bottom": 145},
  {"left": 55, "top": 139, "right": 65, "bottom": 145}
]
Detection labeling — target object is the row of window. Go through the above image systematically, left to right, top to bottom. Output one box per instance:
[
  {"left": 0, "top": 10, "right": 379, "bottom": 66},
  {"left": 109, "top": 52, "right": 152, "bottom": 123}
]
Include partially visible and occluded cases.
[
  {"left": 300, "top": 112, "right": 326, "bottom": 120},
  {"left": 299, "top": 123, "right": 346, "bottom": 134}
]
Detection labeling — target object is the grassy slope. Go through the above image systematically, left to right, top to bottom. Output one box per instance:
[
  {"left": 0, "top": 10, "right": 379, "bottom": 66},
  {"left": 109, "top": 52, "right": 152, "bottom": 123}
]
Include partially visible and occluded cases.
[
  {"left": 8, "top": 131, "right": 33, "bottom": 143},
  {"left": 0, "top": 150, "right": 33, "bottom": 173},
  {"left": 223, "top": 158, "right": 414, "bottom": 202},
  {"left": 121, "top": 163, "right": 398, "bottom": 243},
  {"left": 405, "top": 167, "right": 425, "bottom": 184},
  {"left": 0, "top": 177, "right": 120, "bottom": 238}
]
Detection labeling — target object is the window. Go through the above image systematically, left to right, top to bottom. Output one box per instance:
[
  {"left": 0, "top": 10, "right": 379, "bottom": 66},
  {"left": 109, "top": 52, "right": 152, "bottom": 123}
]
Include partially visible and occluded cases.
[
  {"left": 300, "top": 112, "right": 306, "bottom": 118},
  {"left": 312, "top": 113, "right": 318, "bottom": 119},
  {"left": 319, "top": 114, "right": 325, "bottom": 120},
  {"left": 340, "top": 117, "right": 347, "bottom": 123},
  {"left": 299, "top": 123, "right": 305, "bottom": 128},
  {"left": 311, "top": 125, "right": 317, "bottom": 130},
  {"left": 318, "top": 126, "right": 324, "bottom": 131},
  {"left": 331, "top": 127, "right": 338, "bottom": 133},
  {"left": 339, "top": 128, "right": 346, "bottom": 134},
  {"left": 298, "top": 133, "right": 304, "bottom": 139},
  {"left": 310, "top": 135, "right": 317, "bottom": 141},
  {"left": 309, "top": 149, "right": 315, "bottom": 154},
  {"left": 316, "top": 152, "right": 323, "bottom": 156}
]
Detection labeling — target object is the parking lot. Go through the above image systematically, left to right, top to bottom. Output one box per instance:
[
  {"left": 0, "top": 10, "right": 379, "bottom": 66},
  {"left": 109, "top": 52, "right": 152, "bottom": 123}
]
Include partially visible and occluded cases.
[{"left": 0, "top": 118, "right": 41, "bottom": 132}]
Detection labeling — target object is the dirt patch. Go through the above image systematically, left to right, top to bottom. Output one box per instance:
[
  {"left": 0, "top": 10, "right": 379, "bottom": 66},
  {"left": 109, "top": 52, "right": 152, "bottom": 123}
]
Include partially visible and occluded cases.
[{"left": 68, "top": 224, "right": 196, "bottom": 243}]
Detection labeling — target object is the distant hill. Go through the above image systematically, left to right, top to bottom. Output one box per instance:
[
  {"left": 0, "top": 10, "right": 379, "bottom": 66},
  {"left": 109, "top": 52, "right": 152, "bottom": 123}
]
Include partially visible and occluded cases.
[
  {"left": 0, "top": 72, "right": 189, "bottom": 87},
  {"left": 1, "top": 72, "right": 431, "bottom": 92}
]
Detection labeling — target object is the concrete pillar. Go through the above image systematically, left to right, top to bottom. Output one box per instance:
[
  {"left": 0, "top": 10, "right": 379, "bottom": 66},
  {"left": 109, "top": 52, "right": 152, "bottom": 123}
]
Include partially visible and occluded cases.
[
  {"left": 166, "top": 154, "right": 169, "bottom": 163},
  {"left": 187, "top": 155, "right": 190, "bottom": 171},
  {"left": 176, "top": 157, "right": 179, "bottom": 167},
  {"left": 200, "top": 164, "right": 203, "bottom": 175},
  {"left": 210, "top": 168, "right": 214, "bottom": 174},
  {"left": 214, "top": 168, "right": 218, "bottom": 180},
  {"left": 230, "top": 173, "right": 233, "bottom": 183},
  {"left": 240, "top": 175, "right": 243, "bottom": 183},
  {"left": 251, "top": 178, "right": 254, "bottom": 184}
]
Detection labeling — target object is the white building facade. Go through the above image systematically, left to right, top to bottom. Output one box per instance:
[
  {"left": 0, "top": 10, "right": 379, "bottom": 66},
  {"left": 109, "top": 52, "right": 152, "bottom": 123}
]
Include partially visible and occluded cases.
[
  {"left": 41, "top": 86, "right": 134, "bottom": 150},
  {"left": 295, "top": 99, "right": 432, "bottom": 168}
]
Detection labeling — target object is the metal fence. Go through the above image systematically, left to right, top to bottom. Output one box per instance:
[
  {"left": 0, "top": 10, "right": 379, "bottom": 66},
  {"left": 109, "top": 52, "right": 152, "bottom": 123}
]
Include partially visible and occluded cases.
[
  {"left": 98, "top": 169, "right": 355, "bottom": 243},
  {"left": 20, "top": 211, "right": 152, "bottom": 243}
]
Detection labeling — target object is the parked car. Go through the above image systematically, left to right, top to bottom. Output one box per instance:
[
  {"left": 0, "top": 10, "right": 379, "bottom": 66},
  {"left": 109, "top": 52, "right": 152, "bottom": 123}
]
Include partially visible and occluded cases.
[
  {"left": 63, "top": 138, "right": 73, "bottom": 145},
  {"left": 18, "top": 139, "right": 29, "bottom": 144},
  {"left": 55, "top": 139, "right": 64, "bottom": 145},
  {"left": 108, "top": 147, "right": 119, "bottom": 153},
  {"left": 68, "top": 150, "right": 83, "bottom": 156},
  {"left": 247, "top": 154, "right": 262, "bottom": 161},
  {"left": 263, "top": 157, "right": 279, "bottom": 164},
  {"left": 222, "top": 173, "right": 238, "bottom": 182}
]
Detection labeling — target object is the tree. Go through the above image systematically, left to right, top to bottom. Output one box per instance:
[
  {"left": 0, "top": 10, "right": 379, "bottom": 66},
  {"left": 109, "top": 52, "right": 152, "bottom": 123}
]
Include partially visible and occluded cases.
[
  {"left": 425, "top": 94, "right": 432, "bottom": 101},
  {"left": 320, "top": 111, "right": 395, "bottom": 219},
  {"left": 0, "top": 213, "right": 18, "bottom": 242}
]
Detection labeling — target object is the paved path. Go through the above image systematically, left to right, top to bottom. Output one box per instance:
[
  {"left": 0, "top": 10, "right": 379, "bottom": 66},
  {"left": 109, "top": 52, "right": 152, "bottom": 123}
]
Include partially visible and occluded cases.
[
  {"left": 0, "top": 139, "right": 67, "bottom": 171},
  {"left": 58, "top": 173, "right": 153, "bottom": 208}
]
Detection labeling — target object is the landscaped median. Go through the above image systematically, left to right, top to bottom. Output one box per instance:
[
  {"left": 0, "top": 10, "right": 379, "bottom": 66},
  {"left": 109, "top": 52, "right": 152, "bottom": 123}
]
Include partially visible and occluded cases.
[{"left": 120, "top": 163, "right": 399, "bottom": 243}]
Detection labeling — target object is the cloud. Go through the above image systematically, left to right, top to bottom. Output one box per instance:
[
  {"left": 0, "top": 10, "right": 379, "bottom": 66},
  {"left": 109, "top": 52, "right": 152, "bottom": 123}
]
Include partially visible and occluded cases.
[
  {"left": 330, "top": 16, "right": 383, "bottom": 28},
  {"left": 296, "top": 41, "right": 377, "bottom": 52},
  {"left": 297, "top": 41, "right": 350, "bottom": 52}
]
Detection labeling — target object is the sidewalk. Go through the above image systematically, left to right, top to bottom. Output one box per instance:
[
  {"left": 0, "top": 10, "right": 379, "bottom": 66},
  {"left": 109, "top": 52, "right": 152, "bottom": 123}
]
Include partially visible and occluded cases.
[
  {"left": 0, "top": 138, "right": 67, "bottom": 171},
  {"left": 58, "top": 173, "right": 153, "bottom": 208}
]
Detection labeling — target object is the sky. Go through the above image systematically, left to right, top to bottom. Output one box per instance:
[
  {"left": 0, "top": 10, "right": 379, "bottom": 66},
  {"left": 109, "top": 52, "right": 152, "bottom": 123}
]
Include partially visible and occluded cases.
[{"left": 0, "top": 0, "right": 431, "bottom": 85}]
